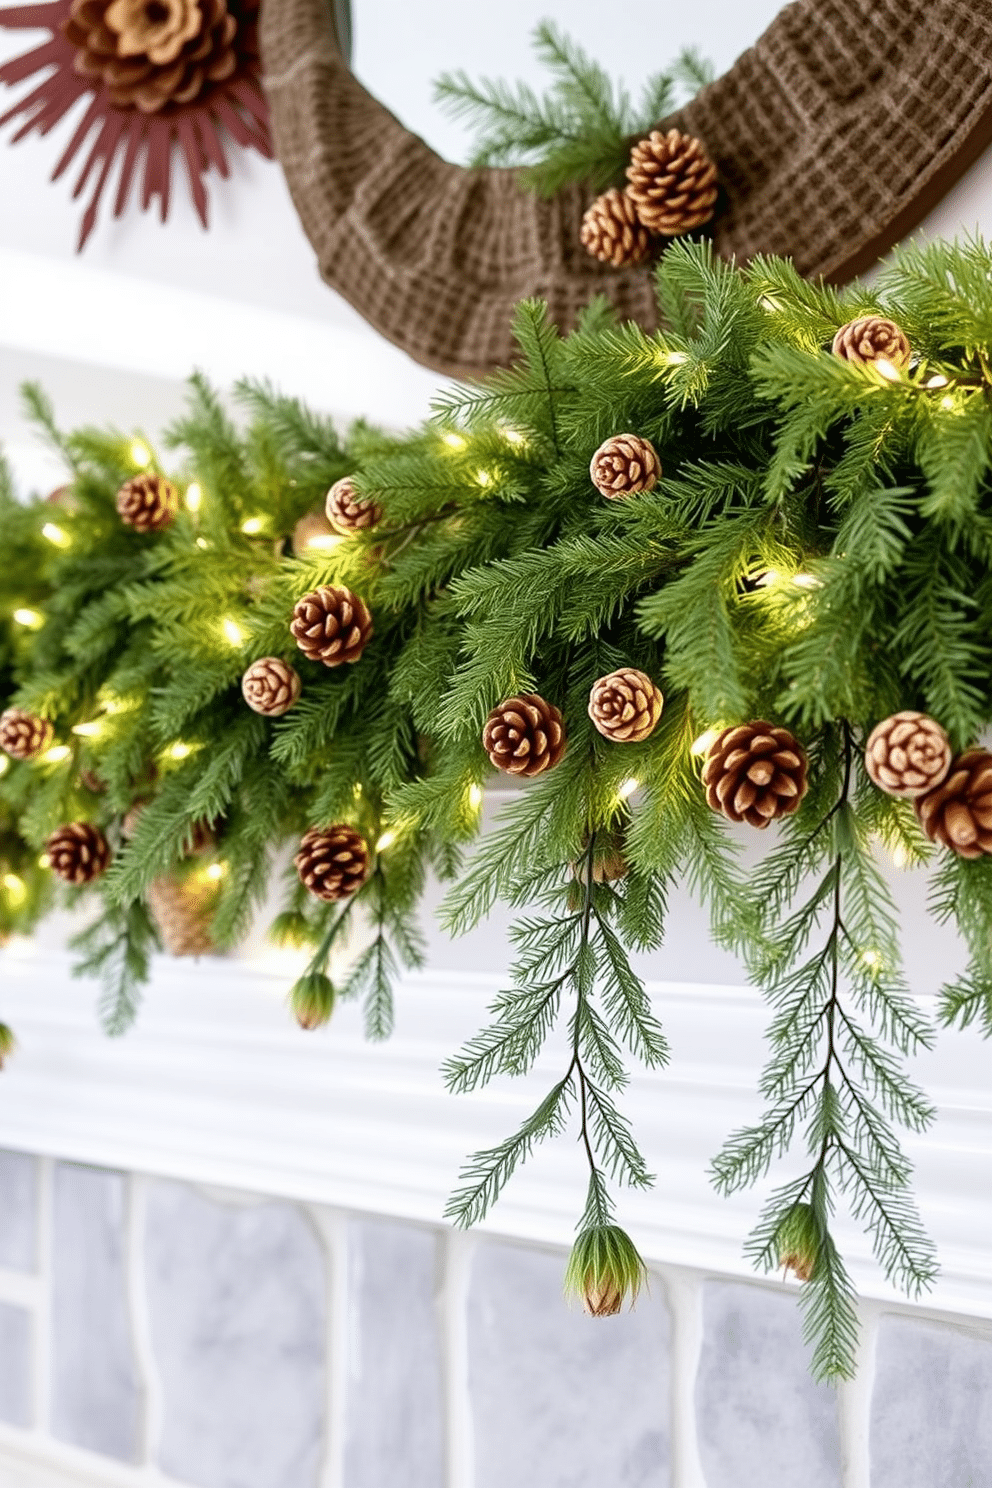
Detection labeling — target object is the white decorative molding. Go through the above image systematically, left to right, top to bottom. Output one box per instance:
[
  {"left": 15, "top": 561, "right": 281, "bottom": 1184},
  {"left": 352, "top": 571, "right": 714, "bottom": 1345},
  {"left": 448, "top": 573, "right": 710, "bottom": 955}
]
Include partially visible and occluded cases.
[{"left": 1, "top": 941, "right": 990, "bottom": 1320}]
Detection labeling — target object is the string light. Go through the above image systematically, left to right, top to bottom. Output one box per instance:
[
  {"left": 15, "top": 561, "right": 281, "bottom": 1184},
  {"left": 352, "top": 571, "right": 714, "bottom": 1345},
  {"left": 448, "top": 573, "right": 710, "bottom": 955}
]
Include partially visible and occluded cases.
[
  {"left": 759, "top": 295, "right": 783, "bottom": 313},
  {"left": 659, "top": 349, "right": 689, "bottom": 367},
  {"left": 873, "top": 358, "right": 902, "bottom": 383},
  {"left": 925, "top": 373, "right": 950, "bottom": 389},
  {"left": 940, "top": 394, "right": 956, "bottom": 411},
  {"left": 503, "top": 428, "right": 525, "bottom": 446},
  {"left": 442, "top": 433, "right": 467, "bottom": 451},
  {"left": 129, "top": 440, "right": 151, "bottom": 467},
  {"left": 475, "top": 469, "right": 492, "bottom": 487},
  {"left": 185, "top": 482, "right": 202, "bottom": 512},
  {"left": 241, "top": 517, "right": 264, "bottom": 535},
  {"left": 41, "top": 522, "right": 70, "bottom": 548},
  {"left": 304, "top": 534, "right": 344, "bottom": 551},
  {"left": 196, "top": 538, "right": 210, "bottom": 550},
  {"left": 756, "top": 570, "right": 782, "bottom": 588},
  {"left": 792, "top": 573, "right": 822, "bottom": 590},
  {"left": 13, "top": 608, "right": 44, "bottom": 629},
  {"left": 222, "top": 618, "right": 245, "bottom": 646},
  {"left": 71, "top": 720, "right": 103, "bottom": 737},
  {"left": 691, "top": 728, "right": 722, "bottom": 757},
  {"left": 166, "top": 742, "right": 193, "bottom": 761},
  {"left": 41, "top": 745, "right": 70, "bottom": 763},
  {"left": 0, "top": 757, "right": 8, "bottom": 779},
  {"left": 617, "top": 777, "right": 640, "bottom": 802},
  {"left": 467, "top": 783, "right": 483, "bottom": 810},
  {"left": 375, "top": 829, "right": 397, "bottom": 852},
  {"left": 890, "top": 843, "right": 910, "bottom": 870},
  {"left": 37, "top": 853, "right": 50, "bottom": 869},
  {"left": 204, "top": 862, "right": 225, "bottom": 882},
  {"left": 2, "top": 873, "right": 26, "bottom": 904},
  {"left": 861, "top": 949, "right": 884, "bottom": 972}
]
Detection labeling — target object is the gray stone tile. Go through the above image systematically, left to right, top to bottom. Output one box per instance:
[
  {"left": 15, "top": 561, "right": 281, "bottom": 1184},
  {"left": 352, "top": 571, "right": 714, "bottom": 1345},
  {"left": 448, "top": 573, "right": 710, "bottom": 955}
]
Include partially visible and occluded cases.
[
  {"left": 0, "top": 1149, "right": 37, "bottom": 1271},
  {"left": 51, "top": 1162, "right": 143, "bottom": 1461},
  {"left": 145, "top": 1181, "right": 326, "bottom": 1488},
  {"left": 343, "top": 1218, "right": 445, "bottom": 1488},
  {"left": 468, "top": 1239, "right": 671, "bottom": 1488},
  {"left": 696, "top": 1281, "right": 842, "bottom": 1488},
  {"left": 0, "top": 1302, "right": 32, "bottom": 1426},
  {"left": 870, "top": 1314, "right": 992, "bottom": 1487}
]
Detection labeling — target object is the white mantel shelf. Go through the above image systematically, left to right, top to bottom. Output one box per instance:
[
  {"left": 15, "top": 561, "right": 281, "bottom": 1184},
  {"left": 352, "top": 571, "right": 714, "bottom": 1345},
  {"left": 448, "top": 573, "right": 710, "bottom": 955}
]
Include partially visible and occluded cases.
[{"left": 0, "top": 941, "right": 990, "bottom": 1322}]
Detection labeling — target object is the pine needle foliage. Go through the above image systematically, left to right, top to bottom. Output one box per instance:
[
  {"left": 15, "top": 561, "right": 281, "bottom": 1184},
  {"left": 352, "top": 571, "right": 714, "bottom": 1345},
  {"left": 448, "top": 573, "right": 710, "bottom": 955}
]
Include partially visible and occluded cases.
[
  {"left": 434, "top": 22, "right": 713, "bottom": 195},
  {"left": 6, "top": 236, "right": 992, "bottom": 1379}
]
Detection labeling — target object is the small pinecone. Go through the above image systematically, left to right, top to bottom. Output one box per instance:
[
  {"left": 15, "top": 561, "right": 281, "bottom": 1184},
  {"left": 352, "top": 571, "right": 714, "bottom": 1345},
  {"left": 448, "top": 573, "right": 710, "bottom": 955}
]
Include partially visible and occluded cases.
[
  {"left": 63, "top": 0, "right": 252, "bottom": 114},
  {"left": 626, "top": 129, "right": 718, "bottom": 236},
  {"left": 580, "top": 189, "right": 653, "bottom": 268},
  {"left": 832, "top": 316, "right": 911, "bottom": 370},
  {"left": 589, "top": 434, "right": 661, "bottom": 499},
  {"left": 116, "top": 473, "right": 179, "bottom": 532},
  {"left": 325, "top": 476, "right": 383, "bottom": 535},
  {"left": 290, "top": 585, "right": 374, "bottom": 667},
  {"left": 241, "top": 657, "right": 302, "bottom": 717},
  {"left": 588, "top": 668, "right": 663, "bottom": 744},
  {"left": 482, "top": 694, "right": 567, "bottom": 777},
  {"left": 0, "top": 708, "right": 54, "bottom": 761},
  {"left": 865, "top": 711, "right": 952, "bottom": 799},
  {"left": 702, "top": 721, "right": 809, "bottom": 828},
  {"left": 915, "top": 750, "right": 992, "bottom": 859},
  {"left": 46, "top": 822, "right": 111, "bottom": 884},
  {"left": 294, "top": 824, "right": 370, "bottom": 902},
  {"left": 147, "top": 873, "right": 217, "bottom": 956}
]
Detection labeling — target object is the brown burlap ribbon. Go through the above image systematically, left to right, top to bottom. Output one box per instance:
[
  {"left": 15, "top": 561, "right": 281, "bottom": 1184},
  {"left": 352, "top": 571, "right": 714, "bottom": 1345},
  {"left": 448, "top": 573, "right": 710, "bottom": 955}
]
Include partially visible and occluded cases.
[{"left": 260, "top": 0, "right": 992, "bottom": 377}]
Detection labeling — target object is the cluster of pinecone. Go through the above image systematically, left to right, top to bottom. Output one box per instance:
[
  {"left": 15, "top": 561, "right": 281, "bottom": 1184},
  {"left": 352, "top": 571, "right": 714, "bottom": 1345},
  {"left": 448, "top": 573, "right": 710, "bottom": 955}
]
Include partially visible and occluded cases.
[
  {"left": 580, "top": 128, "right": 718, "bottom": 270},
  {"left": 866, "top": 711, "right": 992, "bottom": 859}
]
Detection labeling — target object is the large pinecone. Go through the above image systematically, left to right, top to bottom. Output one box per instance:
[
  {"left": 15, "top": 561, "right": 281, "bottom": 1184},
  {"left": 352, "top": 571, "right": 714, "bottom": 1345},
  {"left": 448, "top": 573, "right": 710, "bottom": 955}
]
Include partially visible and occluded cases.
[
  {"left": 63, "top": 0, "right": 253, "bottom": 114},
  {"left": 626, "top": 129, "right": 718, "bottom": 236},
  {"left": 580, "top": 189, "right": 652, "bottom": 268},
  {"left": 832, "top": 316, "right": 911, "bottom": 370},
  {"left": 589, "top": 433, "right": 661, "bottom": 498},
  {"left": 116, "top": 473, "right": 179, "bottom": 532},
  {"left": 325, "top": 476, "right": 383, "bottom": 535},
  {"left": 290, "top": 585, "right": 373, "bottom": 667},
  {"left": 241, "top": 657, "right": 302, "bottom": 717},
  {"left": 588, "top": 668, "right": 663, "bottom": 743},
  {"left": 483, "top": 694, "right": 567, "bottom": 777},
  {"left": 0, "top": 708, "right": 54, "bottom": 761},
  {"left": 865, "top": 711, "right": 952, "bottom": 798},
  {"left": 702, "top": 721, "right": 809, "bottom": 828},
  {"left": 915, "top": 749, "right": 992, "bottom": 859},
  {"left": 46, "top": 822, "right": 111, "bottom": 884},
  {"left": 294, "top": 824, "right": 370, "bottom": 901},
  {"left": 147, "top": 873, "right": 217, "bottom": 956}
]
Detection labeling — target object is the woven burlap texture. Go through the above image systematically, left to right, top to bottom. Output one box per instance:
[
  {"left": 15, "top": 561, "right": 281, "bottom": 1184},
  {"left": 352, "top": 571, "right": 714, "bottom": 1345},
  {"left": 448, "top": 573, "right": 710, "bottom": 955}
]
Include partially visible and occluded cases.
[{"left": 259, "top": 0, "right": 992, "bottom": 377}]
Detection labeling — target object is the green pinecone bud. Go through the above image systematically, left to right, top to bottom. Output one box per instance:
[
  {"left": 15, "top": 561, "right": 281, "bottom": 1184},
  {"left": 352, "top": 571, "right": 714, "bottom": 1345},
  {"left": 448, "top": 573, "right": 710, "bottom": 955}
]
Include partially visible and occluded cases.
[
  {"left": 269, "top": 911, "right": 315, "bottom": 949},
  {"left": 289, "top": 972, "right": 335, "bottom": 1030},
  {"left": 0, "top": 1023, "right": 16, "bottom": 1069},
  {"left": 775, "top": 1202, "right": 821, "bottom": 1282},
  {"left": 564, "top": 1224, "right": 647, "bottom": 1317}
]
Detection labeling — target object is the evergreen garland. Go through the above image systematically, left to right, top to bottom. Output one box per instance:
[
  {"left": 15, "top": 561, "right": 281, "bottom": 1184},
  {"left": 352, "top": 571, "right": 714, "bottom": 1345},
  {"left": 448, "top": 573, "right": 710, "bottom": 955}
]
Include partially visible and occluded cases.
[{"left": 3, "top": 237, "right": 992, "bottom": 1378}]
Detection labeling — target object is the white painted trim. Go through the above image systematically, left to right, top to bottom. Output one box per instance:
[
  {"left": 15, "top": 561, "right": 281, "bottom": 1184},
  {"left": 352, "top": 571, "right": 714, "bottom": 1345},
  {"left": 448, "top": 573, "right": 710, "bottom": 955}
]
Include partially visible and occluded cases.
[{"left": 0, "top": 943, "right": 991, "bottom": 1322}]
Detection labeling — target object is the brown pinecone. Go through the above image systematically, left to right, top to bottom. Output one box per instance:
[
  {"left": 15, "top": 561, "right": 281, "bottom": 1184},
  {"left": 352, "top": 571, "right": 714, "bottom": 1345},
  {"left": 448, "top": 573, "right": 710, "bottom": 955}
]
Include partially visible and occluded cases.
[
  {"left": 63, "top": 0, "right": 253, "bottom": 114},
  {"left": 626, "top": 129, "right": 718, "bottom": 236},
  {"left": 580, "top": 189, "right": 653, "bottom": 268},
  {"left": 832, "top": 316, "right": 911, "bottom": 370},
  {"left": 589, "top": 434, "right": 661, "bottom": 499},
  {"left": 116, "top": 473, "right": 179, "bottom": 532},
  {"left": 325, "top": 477, "right": 383, "bottom": 535},
  {"left": 290, "top": 585, "right": 373, "bottom": 667},
  {"left": 241, "top": 657, "right": 302, "bottom": 717},
  {"left": 588, "top": 668, "right": 663, "bottom": 744},
  {"left": 482, "top": 694, "right": 567, "bottom": 777},
  {"left": 0, "top": 708, "right": 54, "bottom": 761},
  {"left": 865, "top": 711, "right": 952, "bottom": 798},
  {"left": 702, "top": 721, "right": 809, "bottom": 828},
  {"left": 914, "top": 750, "right": 992, "bottom": 859},
  {"left": 46, "top": 822, "right": 111, "bottom": 884},
  {"left": 294, "top": 824, "right": 370, "bottom": 901},
  {"left": 147, "top": 873, "right": 217, "bottom": 956}
]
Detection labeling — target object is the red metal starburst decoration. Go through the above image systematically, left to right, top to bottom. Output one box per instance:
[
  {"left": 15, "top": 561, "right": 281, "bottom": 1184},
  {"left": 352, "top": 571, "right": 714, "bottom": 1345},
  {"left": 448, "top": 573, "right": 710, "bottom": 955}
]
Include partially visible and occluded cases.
[{"left": 0, "top": 0, "right": 271, "bottom": 248}]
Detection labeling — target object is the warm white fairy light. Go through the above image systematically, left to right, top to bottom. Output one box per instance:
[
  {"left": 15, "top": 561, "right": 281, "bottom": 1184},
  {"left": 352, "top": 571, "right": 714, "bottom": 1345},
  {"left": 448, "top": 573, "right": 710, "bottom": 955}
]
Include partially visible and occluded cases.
[
  {"left": 660, "top": 349, "right": 689, "bottom": 366},
  {"left": 873, "top": 358, "right": 901, "bottom": 383},
  {"left": 925, "top": 373, "right": 950, "bottom": 389},
  {"left": 940, "top": 394, "right": 956, "bottom": 411},
  {"left": 503, "top": 428, "right": 525, "bottom": 446},
  {"left": 443, "top": 433, "right": 467, "bottom": 451},
  {"left": 129, "top": 440, "right": 151, "bottom": 467},
  {"left": 476, "top": 469, "right": 492, "bottom": 487},
  {"left": 185, "top": 482, "right": 203, "bottom": 512},
  {"left": 241, "top": 517, "right": 264, "bottom": 535},
  {"left": 41, "top": 522, "right": 70, "bottom": 548},
  {"left": 305, "top": 534, "right": 344, "bottom": 552},
  {"left": 196, "top": 538, "right": 210, "bottom": 551},
  {"left": 756, "top": 570, "right": 782, "bottom": 588},
  {"left": 792, "top": 573, "right": 822, "bottom": 590},
  {"left": 13, "top": 608, "right": 43, "bottom": 629},
  {"left": 222, "top": 618, "right": 245, "bottom": 646},
  {"left": 71, "top": 720, "right": 103, "bottom": 737},
  {"left": 691, "top": 728, "right": 722, "bottom": 757},
  {"left": 167, "top": 742, "right": 193, "bottom": 761},
  {"left": 41, "top": 745, "right": 70, "bottom": 764},
  {"left": 0, "top": 757, "right": 8, "bottom": 779},
  {"left": 617, "top": 777, "right": 639, "bottom": 802},
  {"left": 467, "top": 783, "right": 483, "bottom": 810},
  {"left": 375, "top": 829, "right": 397, "bottom": 852},
  {"left": 890, "top": 843, "right": 910, "bottom": 870},
  {"left": 37, "top": 853, "right": 50, "bottom": 869},
  {"left": 204, "top": 862, "right": 225, "bottom": 882},
  {"left": 2, "top": 873, "right": 26, "bottom": 904},
  {"left": 861, "top": 948, "right": 884, "bottom": 972}
]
